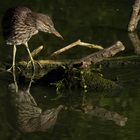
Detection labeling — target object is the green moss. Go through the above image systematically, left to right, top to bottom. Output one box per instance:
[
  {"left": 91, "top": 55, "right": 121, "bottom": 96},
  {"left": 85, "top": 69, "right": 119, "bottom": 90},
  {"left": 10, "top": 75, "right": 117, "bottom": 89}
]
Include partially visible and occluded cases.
[{"left": 80, "top": 68, "right": 120, "bottom": 91}]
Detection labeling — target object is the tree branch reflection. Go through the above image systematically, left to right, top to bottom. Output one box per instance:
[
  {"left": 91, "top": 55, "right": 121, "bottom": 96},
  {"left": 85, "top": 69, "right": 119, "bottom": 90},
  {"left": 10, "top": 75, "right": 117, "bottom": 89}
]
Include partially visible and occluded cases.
[
  {"left": 128, "top": 32, "right": 140, "bottom": 55},
  {"left": 83, "top": 105, "right": 128, "bottom": 127}
]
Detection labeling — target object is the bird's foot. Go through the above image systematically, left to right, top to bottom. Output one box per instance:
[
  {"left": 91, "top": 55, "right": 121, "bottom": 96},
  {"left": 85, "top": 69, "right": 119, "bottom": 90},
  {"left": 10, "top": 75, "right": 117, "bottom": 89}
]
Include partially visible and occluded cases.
[
  {"left": 26, "top": 61, "right": 35, "bottom": 70},
  {"left": 26, "top": 61, "right": 32, "bottom": 69},
  {"left": 36, "top": 61, "right": 43, "bottom": 68},
  {"left": 7, "top": 66, "right": 21, "bottom": 73},
  {"left": 7, "top": 66, "right": 13, "bottom": 72},
  {"left": 7, "top": 66, "right": 16, "bottom": 73}
]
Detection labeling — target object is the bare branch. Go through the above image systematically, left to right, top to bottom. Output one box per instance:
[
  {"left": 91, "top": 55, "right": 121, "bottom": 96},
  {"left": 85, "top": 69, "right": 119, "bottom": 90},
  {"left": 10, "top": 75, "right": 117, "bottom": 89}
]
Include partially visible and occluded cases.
[
  {"left": 128, "top": 0, "right": 140, "bottom": 32},
  {"left": 50, "top": 40, "right": 103, "bottom": 57},
  {"left": 71, "top": 41, "right": 125, "bottom": 68}
]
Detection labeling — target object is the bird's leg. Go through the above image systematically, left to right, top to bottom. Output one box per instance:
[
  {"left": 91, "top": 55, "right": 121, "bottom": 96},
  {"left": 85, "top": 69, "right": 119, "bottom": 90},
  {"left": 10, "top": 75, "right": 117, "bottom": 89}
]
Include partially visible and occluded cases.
[
  {"left": 25, "top": 43, "right": 35, "bottom": 71},
  {"left": 7, "top": 45, "right": 16, "bottom": 72},
  {"left": 7, "top": 45, "right": 18, "bottom": 92},
  {"left": 12, "top": 45, "right": 16, "bottom": 73},
  {"left": 12, "top": 67, "right": 19, "bottom": 93}
]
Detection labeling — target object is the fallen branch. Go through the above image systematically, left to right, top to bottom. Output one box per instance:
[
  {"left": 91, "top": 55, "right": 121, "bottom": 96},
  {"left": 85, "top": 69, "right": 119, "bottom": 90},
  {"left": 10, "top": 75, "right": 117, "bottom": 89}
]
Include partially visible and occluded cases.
[
  {"left": 128, "top": 0, "right": 140, "bottom": 32},
  {"left": 50, "top": 39, "right": 103, "bottom": 57},
  {"left": 17, "top": 41, "right": 125, "bottom": 91},
  {"left": 18, "top": 41, "right": 125, "bottom": 69},
  {"left": 71, "top": 41, "right": 125, "bottom": 68}
]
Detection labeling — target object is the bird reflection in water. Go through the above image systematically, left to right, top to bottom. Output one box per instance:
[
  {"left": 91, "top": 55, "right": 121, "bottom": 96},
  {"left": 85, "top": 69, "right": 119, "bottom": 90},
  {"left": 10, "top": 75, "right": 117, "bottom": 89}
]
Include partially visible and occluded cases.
[{"left": 8, "top": 71, "right": 63, "bottom": 133}]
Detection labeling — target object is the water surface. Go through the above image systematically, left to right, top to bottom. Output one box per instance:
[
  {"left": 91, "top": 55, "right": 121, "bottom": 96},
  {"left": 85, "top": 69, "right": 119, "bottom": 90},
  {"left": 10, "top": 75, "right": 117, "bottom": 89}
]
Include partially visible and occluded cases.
[{"left": 0, "top": 0, "right": 140, "bottom": 140}]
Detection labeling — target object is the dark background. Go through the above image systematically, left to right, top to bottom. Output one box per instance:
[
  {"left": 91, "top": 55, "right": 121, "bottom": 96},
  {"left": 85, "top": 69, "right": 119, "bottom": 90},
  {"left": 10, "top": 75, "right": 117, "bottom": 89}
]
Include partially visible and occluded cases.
[{"left": 0, "top": 1, "right": 140, "bottom": 140}]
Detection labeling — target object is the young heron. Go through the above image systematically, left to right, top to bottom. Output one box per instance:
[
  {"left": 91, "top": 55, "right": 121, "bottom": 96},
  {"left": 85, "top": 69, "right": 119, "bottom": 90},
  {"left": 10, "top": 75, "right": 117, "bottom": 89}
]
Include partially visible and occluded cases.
[{"left": 2, "top": 7, "right": 63, "bottom": 72}]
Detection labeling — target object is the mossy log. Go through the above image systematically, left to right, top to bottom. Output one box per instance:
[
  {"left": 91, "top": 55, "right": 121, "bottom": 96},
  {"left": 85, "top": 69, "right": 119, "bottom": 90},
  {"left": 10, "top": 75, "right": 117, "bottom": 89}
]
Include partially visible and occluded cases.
[
  {"left": 0, "top": 41, "right": 125, "bottom": 91},
  {"left": 15, "top": 41, "right": 124, "bottom": 91},
  {"left": 21, "top": 66, "right": 120, "bottom": 92},
  {"left": 62, "top": 67, "right": 121, "bottom": 91},
  {"left": 79, "top": 68, "right": 120, "bottom": 91}
]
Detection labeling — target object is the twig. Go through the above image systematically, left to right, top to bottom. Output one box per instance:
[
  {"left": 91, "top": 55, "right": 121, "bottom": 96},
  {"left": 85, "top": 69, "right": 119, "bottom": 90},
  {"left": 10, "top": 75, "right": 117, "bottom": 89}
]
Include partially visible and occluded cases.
[
  {"left": 128, "top": 0, "right": 140, "bottom": 32},
  {"left": 50, "top": 40, "right": 103, "bottom": 57},
  {"left": 50, "top": 40, "right": 80, "bottom": 57},
  {"left": 76, "top": 41, "right": 103, "bottom": 49},
  {"left": 27, "top": 45, "right": 43, "bottom": 60},
  {"left": 18, "top": 59, "right": 69, "bottom": 68},
  {"left": 37, "top": 60, "right": 68, "bottom": 65}
]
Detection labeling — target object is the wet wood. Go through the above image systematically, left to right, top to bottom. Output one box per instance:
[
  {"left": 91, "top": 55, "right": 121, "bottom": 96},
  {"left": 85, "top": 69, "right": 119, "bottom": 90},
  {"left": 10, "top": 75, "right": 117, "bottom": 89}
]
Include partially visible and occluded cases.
[{"left": 71, "top": 41, "right": 125, "bottom": 68}]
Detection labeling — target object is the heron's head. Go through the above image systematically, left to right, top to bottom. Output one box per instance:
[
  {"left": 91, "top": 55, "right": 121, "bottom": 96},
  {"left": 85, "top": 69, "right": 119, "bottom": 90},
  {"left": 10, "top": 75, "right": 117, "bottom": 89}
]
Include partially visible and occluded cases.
[
  {"left": 34, "top": 13, "right": 63, "bottom": 39},
  {"left": 40, "top": 105, "right": 63, "bottom": 131}
]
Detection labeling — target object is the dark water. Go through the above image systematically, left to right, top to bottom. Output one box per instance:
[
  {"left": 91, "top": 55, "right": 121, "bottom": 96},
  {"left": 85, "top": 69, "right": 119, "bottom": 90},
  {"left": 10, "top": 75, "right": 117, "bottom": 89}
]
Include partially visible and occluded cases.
[{"left": 0, "top": 0, "right": 140, "bottom": 140}]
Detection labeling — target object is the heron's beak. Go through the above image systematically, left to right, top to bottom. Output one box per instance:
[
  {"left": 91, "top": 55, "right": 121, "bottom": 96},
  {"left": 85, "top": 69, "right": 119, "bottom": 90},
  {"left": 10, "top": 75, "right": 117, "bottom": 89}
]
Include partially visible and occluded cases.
[{"left": 51, "top": 28, "right": 63, "bottom": 39}]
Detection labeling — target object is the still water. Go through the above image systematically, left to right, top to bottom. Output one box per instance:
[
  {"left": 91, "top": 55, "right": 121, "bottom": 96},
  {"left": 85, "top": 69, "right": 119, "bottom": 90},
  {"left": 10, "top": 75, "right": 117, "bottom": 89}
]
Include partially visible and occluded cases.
[{"left": 0, "top": 0, "right": 140, "bottom": 140}]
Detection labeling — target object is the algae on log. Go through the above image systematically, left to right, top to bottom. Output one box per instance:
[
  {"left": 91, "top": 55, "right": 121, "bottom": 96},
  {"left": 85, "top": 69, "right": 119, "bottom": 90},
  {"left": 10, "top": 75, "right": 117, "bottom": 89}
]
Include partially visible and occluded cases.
[
  {"left": 29, "top": 67, "right": 121, "bottom": 92},
  {"left": 59, "top": 67, "right": 121, "bottom": 91},
  {"left": 79, "top": 68, "right": 120, "bottom": 91}
]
